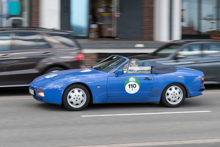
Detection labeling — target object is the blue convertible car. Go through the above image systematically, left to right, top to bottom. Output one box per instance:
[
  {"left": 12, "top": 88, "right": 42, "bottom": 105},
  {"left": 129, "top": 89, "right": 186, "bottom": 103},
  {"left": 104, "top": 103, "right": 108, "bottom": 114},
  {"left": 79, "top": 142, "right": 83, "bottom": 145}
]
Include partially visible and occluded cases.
[{"left": 29, "top": 55, "right": 205, "bottom": 111}]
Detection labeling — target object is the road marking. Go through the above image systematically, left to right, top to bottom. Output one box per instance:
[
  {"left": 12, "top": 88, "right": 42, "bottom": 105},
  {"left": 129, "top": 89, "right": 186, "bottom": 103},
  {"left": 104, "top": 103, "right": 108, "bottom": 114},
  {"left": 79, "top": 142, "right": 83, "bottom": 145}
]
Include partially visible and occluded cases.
[
  {"left": 0, "top": 97, "right": 31, "bottom": 100},
  {"left": 0, "top": 98, "right": 31, "bottom": 100},
  {"left": 81, "top": 110, "right": 211, "bottom": 118},
  {"left": 70, "top": 139, "right": 220, "bottom": 147}
]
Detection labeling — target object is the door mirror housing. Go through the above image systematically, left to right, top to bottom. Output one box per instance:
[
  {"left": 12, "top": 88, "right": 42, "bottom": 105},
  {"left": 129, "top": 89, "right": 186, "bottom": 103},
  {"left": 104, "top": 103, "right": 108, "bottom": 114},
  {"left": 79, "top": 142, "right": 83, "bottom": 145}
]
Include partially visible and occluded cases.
[
  {"left": 175, "top": 53, "right": 185, "bottom": 60},
  {"left": 115, "top": 69, "right": 123, "bottom": 77}
]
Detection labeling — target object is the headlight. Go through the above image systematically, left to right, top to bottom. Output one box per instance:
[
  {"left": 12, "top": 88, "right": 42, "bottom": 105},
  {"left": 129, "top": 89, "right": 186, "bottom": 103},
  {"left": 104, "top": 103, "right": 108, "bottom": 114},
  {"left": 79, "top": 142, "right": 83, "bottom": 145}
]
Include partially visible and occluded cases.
[
  {"left": 36, "top": 89, "right": 45, "bottom": 97},
  {"left": 37, "top": 92, "right": 45, "bottom": 97}
]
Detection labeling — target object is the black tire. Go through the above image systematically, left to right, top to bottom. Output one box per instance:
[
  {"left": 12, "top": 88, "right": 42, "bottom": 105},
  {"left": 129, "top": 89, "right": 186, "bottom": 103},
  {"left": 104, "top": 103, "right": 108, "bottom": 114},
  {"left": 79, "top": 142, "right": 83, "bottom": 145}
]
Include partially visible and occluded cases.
[
  {"left": 44, "top": 67, "right": 65, "bottom": 74},
  {"left": 161, "top": 83, "right": 186, "bottom": 107},
  {"left": 62, "top": 84, "right": 90, "bottom": 111}
]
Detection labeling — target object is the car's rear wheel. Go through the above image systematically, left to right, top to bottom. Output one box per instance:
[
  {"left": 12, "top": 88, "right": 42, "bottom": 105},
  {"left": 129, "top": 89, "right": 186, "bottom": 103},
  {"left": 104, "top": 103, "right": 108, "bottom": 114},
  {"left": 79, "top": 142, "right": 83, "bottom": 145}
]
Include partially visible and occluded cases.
[
  {"left": 45, "top": 67, "right": 65, "bottom": 74},
  {"left": 161, "top": 83, "right": 186, "bottom": 107},
  {"left": 63, "top": 84, "right": 90, "bottom": 111}
]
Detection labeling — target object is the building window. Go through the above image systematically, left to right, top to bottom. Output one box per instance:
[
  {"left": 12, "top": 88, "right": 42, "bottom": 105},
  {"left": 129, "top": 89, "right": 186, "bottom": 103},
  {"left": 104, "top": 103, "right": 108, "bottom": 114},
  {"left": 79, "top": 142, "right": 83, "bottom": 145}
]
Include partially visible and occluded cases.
[
  {"left": 0, "top": 0, "right": 30, "bottom": 27},
  {"left": 70, "top": 0, "right": 89, "bottom": 37},
  {"left": 182, "top": 0, "right": 220, "bottom": 39},
  {"left": 182, "top": 0, "right": 199, "bottom": 35},
  {"left": 201, "top": 0, "right": 217, "bottom": 34}
]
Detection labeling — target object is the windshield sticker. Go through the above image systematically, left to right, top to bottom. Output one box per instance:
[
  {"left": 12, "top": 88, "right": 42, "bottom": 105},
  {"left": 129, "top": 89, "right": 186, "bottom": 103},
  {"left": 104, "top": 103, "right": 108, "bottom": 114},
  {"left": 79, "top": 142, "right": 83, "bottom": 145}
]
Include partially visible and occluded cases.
[
  {"left": 81, "top": 69, "right": 92, "bottom": 72},
  {"left": 124, "top": 77, "right": 140, "bottom": 94}
]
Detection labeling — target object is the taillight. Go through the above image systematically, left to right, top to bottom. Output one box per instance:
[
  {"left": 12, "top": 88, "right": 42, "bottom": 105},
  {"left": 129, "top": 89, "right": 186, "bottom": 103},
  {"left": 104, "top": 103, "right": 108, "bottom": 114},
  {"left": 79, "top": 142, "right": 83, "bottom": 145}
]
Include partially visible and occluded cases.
[
  {"left": 73, "top": 53, "right": 85, "bottom": 61},
  {"left": 201, "top": 77, "right": 204, "bottom": 84}
]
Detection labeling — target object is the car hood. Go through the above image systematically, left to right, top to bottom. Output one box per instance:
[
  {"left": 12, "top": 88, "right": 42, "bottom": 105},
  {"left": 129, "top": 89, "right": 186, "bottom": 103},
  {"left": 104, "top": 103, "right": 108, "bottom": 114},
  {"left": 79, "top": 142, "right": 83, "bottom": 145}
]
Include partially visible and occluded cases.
[{"left": 31, "top": 68, "right": 102, "bottom": 87}]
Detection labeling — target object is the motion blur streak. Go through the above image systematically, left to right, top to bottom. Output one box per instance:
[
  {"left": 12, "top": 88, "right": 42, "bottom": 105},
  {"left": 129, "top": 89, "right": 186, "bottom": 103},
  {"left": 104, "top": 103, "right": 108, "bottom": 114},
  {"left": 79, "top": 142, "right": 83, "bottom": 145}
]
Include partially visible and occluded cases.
[
  {"left": 81, "top": 110, "right": 211, "bottom": 117},
  {"left": 70, "top": 138, "right": 220, "bottom": 147}
]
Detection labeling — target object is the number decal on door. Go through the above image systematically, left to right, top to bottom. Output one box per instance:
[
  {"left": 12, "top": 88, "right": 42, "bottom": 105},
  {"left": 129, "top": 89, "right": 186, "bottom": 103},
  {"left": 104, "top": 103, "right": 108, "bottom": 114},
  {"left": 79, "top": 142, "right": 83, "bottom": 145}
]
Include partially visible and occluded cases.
[
  {"left": 124, "top": 77, "right": 141, "bottom": 94},
  {"left": 128, "top": 83, "right": 137, "bottom": 88}
]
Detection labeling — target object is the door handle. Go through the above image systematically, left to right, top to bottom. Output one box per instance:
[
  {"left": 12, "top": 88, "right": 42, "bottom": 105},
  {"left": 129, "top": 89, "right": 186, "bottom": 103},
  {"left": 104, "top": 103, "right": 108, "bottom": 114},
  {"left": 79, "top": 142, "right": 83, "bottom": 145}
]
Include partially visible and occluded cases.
[
  {"left": 41, "top": 52, "right": 52, "bottom": 56},
  {"left": 0, "top": 54, "right": 9, "bottom": 58},
  {"left": 143, "top": 77, "right": 152, "bottom": 80}
]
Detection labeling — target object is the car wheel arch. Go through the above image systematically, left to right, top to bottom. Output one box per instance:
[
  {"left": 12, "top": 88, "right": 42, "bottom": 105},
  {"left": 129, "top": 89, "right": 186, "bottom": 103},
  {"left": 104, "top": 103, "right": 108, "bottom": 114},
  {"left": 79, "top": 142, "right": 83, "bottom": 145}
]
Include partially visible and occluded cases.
[
  {"left": 62, "top": 82, "right": 93, "bottom": 104},
  {"left": 160, "top": 82, "right": 189, "bottom": 101}
]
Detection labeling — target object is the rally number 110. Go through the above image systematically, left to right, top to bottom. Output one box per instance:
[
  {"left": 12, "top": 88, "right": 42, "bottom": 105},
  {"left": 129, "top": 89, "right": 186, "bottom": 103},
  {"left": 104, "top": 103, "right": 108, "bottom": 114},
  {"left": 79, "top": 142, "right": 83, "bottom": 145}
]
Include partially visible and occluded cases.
[{"left": 128, "top": 83, "right": 137, "bottom": 88}]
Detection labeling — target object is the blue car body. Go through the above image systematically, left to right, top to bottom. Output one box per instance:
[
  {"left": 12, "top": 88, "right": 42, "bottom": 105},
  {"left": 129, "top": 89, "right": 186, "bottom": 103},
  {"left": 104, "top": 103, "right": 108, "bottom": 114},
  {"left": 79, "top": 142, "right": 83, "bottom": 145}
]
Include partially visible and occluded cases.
[{"left": 30, "top": 55, "right": 205, "bottom": 104}]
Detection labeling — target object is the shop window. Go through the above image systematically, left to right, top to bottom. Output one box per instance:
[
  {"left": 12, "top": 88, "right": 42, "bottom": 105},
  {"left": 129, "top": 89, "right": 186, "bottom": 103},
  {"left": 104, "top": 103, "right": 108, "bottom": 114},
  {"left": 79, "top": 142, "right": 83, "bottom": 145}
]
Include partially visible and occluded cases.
[
  {"left": 0, "top": 0, "right": 30, "bottom": 27},
  {"left": 69, "top": 0, "right": 118, "bottom": 38},
  {"left": 70, "top": 0, "right": 89, "bottom": 37},
  {"left": 89, "top": 0, "right": 117, "bottom": 38},
  {"left": 182, "top": 0, "right": 199, "bottom": 35},
  {"left": 182, "top": 0, "right": 220, "bottom": 38},
  {"left": 201, "top": 0, "right": 217, "bottom": 34}
]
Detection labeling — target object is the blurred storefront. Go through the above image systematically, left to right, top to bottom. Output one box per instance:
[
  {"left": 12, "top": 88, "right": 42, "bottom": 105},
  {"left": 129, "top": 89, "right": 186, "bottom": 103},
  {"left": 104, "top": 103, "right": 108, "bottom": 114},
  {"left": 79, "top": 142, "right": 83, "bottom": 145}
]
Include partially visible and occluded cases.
[
  {"left": 1, "top": 0, "right": 220, "bottom": 41},
  {"left": 61, "top": 0, "right": 145, "bottom": 39}
]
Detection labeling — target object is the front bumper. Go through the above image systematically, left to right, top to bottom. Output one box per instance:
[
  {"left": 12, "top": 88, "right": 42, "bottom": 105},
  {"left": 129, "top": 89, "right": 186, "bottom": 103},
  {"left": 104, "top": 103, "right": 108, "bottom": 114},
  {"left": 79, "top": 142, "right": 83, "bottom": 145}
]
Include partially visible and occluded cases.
[
  {"left": 29, "top": 84, "right": 63, "bottom": 104},
  {"left": 29, "top": 86, "right": 45, "bottom": 102}
]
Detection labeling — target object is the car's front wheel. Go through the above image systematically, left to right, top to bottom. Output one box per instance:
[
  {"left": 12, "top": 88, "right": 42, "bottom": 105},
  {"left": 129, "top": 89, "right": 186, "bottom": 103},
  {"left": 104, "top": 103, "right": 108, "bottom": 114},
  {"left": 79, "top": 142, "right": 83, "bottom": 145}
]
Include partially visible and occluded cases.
[
  {"left": 161, "top": 83, "right": 186, "bottom": 107},
  {"left": 63, "top": 84, "right": 90, "bottom": 111}
]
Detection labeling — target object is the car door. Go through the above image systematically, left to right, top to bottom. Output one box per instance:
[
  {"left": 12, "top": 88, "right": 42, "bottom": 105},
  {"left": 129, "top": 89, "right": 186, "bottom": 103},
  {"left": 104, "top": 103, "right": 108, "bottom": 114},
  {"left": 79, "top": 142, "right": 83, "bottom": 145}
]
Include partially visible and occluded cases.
[
  {"left": 0, "top": 32, "right": 14, "bottom": 86},
  {"left": 3, "top": 32, "right": 52, "bottom": 85},
  {"left": 198, "top": 43, "right": 220, "bottom": 83},
  {"left": 107, "top": 60, "right": 154, "bottom": 103}
]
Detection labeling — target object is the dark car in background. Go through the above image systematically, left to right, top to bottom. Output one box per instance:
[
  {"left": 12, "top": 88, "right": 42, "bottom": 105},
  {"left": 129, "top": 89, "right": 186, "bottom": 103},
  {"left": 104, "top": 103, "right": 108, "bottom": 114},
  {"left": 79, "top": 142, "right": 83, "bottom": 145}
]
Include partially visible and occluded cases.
[
  {"left": 0, "top": 28, "right": 84, "bottom": 87},
  {"left": 132, "top": 40, "right": 220, "bottom": 84}
]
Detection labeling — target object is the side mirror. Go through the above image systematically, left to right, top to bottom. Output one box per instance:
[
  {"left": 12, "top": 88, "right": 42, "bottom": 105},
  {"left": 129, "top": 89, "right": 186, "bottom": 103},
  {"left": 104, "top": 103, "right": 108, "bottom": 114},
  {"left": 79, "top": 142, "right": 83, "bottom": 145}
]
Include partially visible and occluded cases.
[
  {"left": 175, "top": 53, "right": 185, "bottom": 60},
  {"left": 115, "top": 69, "right": 123, "bottom": 77}
]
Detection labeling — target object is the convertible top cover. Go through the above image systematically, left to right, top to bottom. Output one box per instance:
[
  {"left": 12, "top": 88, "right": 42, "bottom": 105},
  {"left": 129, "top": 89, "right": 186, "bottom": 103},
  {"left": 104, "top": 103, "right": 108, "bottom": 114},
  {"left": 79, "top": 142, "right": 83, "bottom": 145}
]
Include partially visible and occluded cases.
[
  {"left": 127, "top": 54, "right": 177, "bottom": 74},
  {"left": 149, "top": 61, "right": 177, "bottom": 74}
]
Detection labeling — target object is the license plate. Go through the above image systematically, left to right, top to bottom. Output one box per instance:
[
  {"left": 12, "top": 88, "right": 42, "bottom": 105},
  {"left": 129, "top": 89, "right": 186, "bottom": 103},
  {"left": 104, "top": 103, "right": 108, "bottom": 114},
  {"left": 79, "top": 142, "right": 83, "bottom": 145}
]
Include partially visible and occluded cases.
[{"left": 29, "top": 88, "right": 35, "bottom": 95}]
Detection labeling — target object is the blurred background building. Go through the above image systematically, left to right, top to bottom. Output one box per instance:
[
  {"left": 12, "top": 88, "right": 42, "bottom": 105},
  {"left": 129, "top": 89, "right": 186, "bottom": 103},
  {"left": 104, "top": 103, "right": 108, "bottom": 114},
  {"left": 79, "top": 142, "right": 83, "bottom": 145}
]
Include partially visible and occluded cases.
[
  {"left": 0, "top": 0, "right": 219, "bottom": 41},
  {"left": 0, "top": 0, "right": 38, "bottom": 28}
]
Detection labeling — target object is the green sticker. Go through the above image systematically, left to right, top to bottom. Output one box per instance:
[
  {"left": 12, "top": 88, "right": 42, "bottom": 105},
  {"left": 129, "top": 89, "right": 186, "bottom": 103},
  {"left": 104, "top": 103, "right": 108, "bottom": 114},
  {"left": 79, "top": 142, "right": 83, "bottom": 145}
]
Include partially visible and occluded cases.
[{"left": 124, "top": 77, "right": 141, "bottom": 94}]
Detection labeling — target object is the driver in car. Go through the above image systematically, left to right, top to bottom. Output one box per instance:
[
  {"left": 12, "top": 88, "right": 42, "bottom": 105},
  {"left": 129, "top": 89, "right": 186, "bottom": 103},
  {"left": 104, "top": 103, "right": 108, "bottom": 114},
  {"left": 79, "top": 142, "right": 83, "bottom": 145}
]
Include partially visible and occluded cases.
[{"left": 129, "top": 59, "right": 140, "bottom": 73}]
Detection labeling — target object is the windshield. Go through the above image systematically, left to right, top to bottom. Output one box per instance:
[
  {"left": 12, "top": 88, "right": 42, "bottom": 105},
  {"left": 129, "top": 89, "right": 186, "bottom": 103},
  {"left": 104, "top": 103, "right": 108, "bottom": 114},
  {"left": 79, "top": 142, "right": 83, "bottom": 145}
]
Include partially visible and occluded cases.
[
  {"left": 152, "top": 44, "right": 182, "bottom": 57},
  {"left": 92, "top": 56, "right": 126, "bottom": 72}
]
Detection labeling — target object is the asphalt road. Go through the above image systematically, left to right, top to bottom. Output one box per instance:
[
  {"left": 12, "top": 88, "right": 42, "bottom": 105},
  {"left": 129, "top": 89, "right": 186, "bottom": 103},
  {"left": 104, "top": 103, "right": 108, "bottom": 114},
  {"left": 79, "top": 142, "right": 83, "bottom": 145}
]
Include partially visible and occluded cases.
[{"left": 0, "top": 85, "right": 220, "bottom": 147}]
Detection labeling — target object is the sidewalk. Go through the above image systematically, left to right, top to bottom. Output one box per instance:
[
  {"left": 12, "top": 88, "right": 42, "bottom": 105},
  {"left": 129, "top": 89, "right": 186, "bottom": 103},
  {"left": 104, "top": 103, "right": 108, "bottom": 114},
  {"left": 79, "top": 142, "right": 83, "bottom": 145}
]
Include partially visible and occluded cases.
[{"left": 77, "top": 39, "right": 168, "bottom": 49}]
